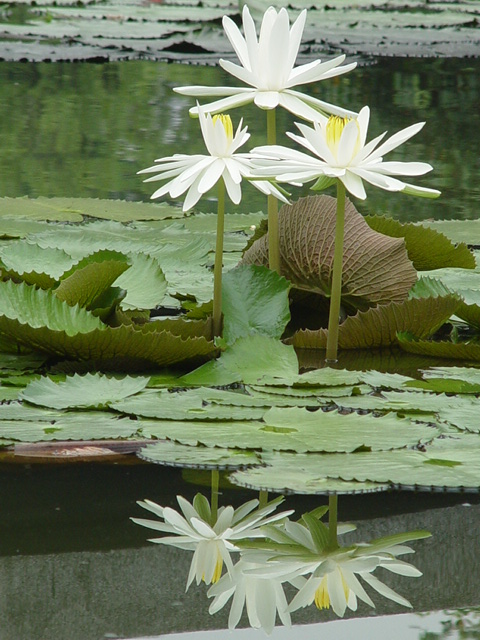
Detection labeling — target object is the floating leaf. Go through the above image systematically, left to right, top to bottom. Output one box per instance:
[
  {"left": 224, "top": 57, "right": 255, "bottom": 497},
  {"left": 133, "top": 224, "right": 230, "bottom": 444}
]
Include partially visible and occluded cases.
[
  {"left": 242, "top": 195, "right": 416, "bottom": 312},
  {"left": 55, "top": 250, "right": 130, "bottom": 309},
  {"left": 115, "top": 253, "right": 168, "bottom": 311},
  {"left": 398, "top": 334, "right": 480, "bottom": 362},
  {"left": 180, "top": 336, "right": 299, "bottom": 386},
  {"left": 20, "top": 373, "right": 149, "bottom": 410},
  {"left": 112, "top": 388, "right": 266, "bottom": 421},
  {"left": 138, "top": 408, "right": 438, "bottom": 453},
  {"left": 138, "top": 440, "right": 261, "bottom": 470},
  {"left": 230, "top": 452, "right": 389, "bottom": 495}
]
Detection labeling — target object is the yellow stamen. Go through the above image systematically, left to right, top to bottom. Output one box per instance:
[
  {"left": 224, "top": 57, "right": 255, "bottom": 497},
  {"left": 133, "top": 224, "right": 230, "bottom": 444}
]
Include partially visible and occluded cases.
[
  {"left": 212, "top": 114, "right": 234, "bottom": 142},
  {"left": 325, "top": 115, "right": 360, "bottom": 160},
  {"left": 202, "top": 553, "right": 223, "bottom": 584},
  {"left": 314, "top": 571, "right": 350, "bottom": 610},
  {"left": 314, "top": 575, "right": 330, "bottom": 610}
]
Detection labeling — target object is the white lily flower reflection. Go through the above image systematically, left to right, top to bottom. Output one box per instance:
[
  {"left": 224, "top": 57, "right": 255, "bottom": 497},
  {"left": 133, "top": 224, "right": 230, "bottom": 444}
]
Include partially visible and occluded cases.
[
  {"left": 174, "top": 5, "right": 356, "bottom": 121},
  {"left": 252, "top": 106, "right": 441, "bottom": 200},
  {"left": 137, "top": 108, "right": 288, "bottom": 211},
  {"left": 131, "top": 494, "right": 293, "bottom": 590},
  {"left": 247, "top": 518, "right": 428, "bottom": 619},
  {"left": 287, "top": 548, "right": 420, "bottom": 617},
  {"left": 208, "top": 558, "right": 291, "bottom": 635}
]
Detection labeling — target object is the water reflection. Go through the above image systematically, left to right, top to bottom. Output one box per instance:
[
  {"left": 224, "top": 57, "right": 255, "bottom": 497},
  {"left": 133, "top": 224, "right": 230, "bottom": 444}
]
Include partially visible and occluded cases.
[
  {"left": 0, "top": 58, "right": 479, "bottom": 222},
  {"left": 132, "top": 476, "right": 428, "bottom": 634}
]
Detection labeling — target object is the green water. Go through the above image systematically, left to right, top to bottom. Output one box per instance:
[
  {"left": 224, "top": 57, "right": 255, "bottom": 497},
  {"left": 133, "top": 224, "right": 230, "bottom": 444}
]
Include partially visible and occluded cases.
[{"left": 1, "top": 58, "right": 479, "bottom": 221}]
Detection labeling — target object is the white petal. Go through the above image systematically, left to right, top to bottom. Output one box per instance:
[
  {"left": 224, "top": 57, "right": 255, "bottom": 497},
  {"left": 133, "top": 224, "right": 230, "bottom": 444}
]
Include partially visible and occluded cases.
[
  {"left": 242, "top": 4, "right": 260, "bottom": 77},
  {"left": 265, "top": 8, "right": 291, "bottom": 88},
  {"left": 286, "top": 9, "right": 307, "bottom": 72},
  {"left": 222, "top": 14, "right": 250, "bottom": 69},
  {"left": 286, "top": 55, "right": 351, "bottom": 88},
  {"left": 219, "top": 59, "right": 257, "bottom": 89},
  {"left": 173, "top": 85, "right": 240, "bottom": 97},
  {"left": 287, "top": 89, "right": 357, "bottom": 118},
  {"left": 189, "top": 91, "right": 256, "bottom": 116},
  {"left": 254, "top": 91, "right": 281, "bottom": 109},
  {"left": 337, "top": 119, "right": 361, "bottom": 165},
  {"left": 368, "top": 122, "right": 425, "bottom": 161},
  {"left": 197, "top": 159, "right": 225, "bottom": 194},
  {"left": 372, "top": 160, "right": 433, "bottom": 176},
  {"left": 352, "top": 167, "right": 406, "bottom": 192},
  {"left": 223, "top": 170, "right": 243, "bottom": 204},
  {"left": 341, "top": 171, "right": 367, "bottom": 199},
  {"left": 176, "top": 495, "right": 200, "bottom": 522},
  {"left": 137, "top": 499, "right": 165, "bottom": 518},
  {"left": 214, "top": 505, "right": 235, "bottom": 534},
  {"left": 190, "top": 516, "right": 216, "bottom": 538},
  {"left": 130, "top": 518, "right": 173, "bottom": 533},
  {"left": 328, "top": 569, "right": 348, "bottom": 617},
  {"left": 361, "top": 572, "right": 413, "bottom": 608},
  {"left": 229, "top": 579, "right": 247, "bottom": 629},
  {"left": 255, "top": 580, "right": 277, "bottom": 634}
]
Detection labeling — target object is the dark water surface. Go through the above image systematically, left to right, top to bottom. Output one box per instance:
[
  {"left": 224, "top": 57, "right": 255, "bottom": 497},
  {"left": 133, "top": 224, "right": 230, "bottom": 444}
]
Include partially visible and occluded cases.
[{"left": 1, "top": 57, "right": 479, "bottom": 222}]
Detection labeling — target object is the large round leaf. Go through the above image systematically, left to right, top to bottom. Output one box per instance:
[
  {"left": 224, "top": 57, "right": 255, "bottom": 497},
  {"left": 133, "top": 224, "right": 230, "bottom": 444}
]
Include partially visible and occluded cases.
[{"left": 241, "top": 195, "right": 416, "bottom": 311}]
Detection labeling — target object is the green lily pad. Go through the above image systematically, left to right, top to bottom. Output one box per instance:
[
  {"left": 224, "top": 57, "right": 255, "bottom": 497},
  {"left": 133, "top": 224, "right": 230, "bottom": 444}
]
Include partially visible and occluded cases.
[
  {"left": 364, "top": 215, "right": 475, "bottom": 270},
  {"left": 222, "top": 264, "right": 291, "bottom": 344},
  {"left": 291, "top": 294, "right": 460, "bottom": 350},
  {"left": 20, "top": 373, "right": 149, "bottom": 410},
  {"left": 138, "top": 408, "right": 438, "bottom": 453},
  {"left": 138, "top": 440, "right": 261, "bottom": 469}
]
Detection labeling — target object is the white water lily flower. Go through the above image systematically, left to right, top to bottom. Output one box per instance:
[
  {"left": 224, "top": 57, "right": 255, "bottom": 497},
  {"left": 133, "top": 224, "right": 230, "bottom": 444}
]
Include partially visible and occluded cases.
[
  {"left": 174, "top": 5, "right": 356, "bottom": 121},
  {"left": 252, "top": 106, "right": 441, "bottom": 200},
  {"left": 137, "top": 108, "right": 288, "bottom": 211},
  {"left": 131, "top": 495, "right": 293, "bottom": 590},
  {"left": 208, "top": 558, "right": 292, "bottom": 635}
]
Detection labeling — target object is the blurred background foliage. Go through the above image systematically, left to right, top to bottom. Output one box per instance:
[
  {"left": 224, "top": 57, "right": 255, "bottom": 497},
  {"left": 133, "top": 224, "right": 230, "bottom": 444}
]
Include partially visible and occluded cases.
[{"left": 0, "top": 57, "right": 478, "bottom": 222}]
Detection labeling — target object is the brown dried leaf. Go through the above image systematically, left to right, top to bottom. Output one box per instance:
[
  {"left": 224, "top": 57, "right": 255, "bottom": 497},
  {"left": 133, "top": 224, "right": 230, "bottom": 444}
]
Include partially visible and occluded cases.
[{"left": 241, "top": 195, "right": 416, "bottom": 312}]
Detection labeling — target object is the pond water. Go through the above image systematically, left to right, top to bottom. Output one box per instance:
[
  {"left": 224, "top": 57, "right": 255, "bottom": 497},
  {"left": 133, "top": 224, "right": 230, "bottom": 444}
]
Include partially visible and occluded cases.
[
  {"left": 1, "top": 56, "right": 480, "bottom": 639},
  {"left": 1, "top": 57, "right": 479, "bottom": 222}
]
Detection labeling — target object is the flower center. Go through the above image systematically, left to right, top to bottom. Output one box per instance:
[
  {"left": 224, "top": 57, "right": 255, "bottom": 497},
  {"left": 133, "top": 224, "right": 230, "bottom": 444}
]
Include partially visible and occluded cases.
[
  {"left": 212, "top": 114, "right": 234, "bottom": 143},
  {"left": 325, "top": 115, "right": 360, "bottom": 160},
  {"left": 203, "top": 552, "right": 223, "bottom": 584},
  {"left": 314, "top": 571, "right": 350, "bottom": 610},
  {"left": 314, "top": 575, "right": 330, "bottom": 610}
]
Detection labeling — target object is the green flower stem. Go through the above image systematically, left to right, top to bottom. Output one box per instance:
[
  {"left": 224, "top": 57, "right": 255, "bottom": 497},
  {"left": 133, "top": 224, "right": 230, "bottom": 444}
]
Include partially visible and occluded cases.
[
  {"left": 267, "top": 109, "right": 280, "bottom": 273},
  {"left": 212, "top": 179, "right": 226, "bottom": 337},
  {"left": 325, "top": 180, "right": 346, "bottom": 363},
  {"left": 211, "top": 469, "right": 219, "bottom": 523},
  {"left": 259, "top": 489, "right": 269, "bottom": 509},
  {"left": 328, "top": 494, "right": 339, "bottom": 550}
]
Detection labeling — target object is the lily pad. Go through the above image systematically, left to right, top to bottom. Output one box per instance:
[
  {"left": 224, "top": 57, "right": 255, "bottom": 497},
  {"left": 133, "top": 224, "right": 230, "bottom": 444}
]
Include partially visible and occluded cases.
[
  {"left": 364, "top": 215, "right": 475, "bottom": 270},
  {"left": 290, "top": 294, "right": 459, "bottom": 350},
  {"left": 20, "top": 373, "right": 150, "bottom": 410},
  {"left": 138, "top": 440, "right": 261, "bottom": 470}
]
